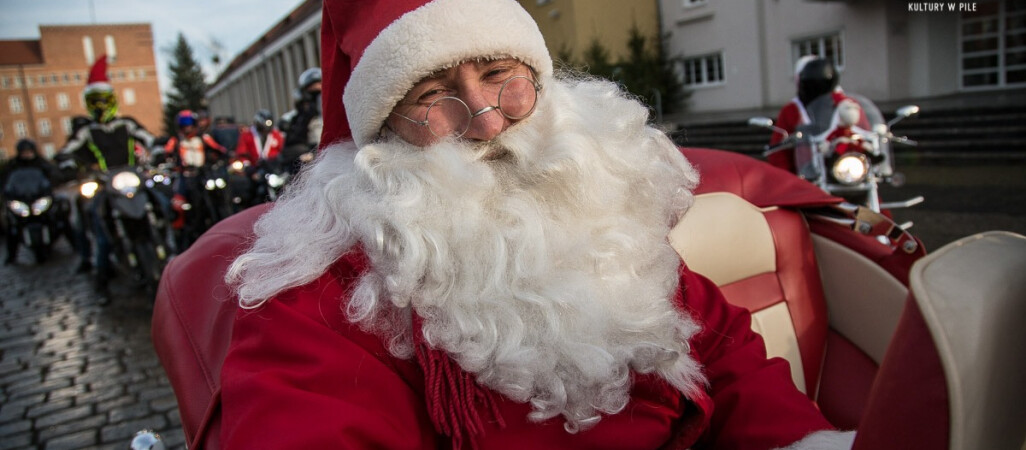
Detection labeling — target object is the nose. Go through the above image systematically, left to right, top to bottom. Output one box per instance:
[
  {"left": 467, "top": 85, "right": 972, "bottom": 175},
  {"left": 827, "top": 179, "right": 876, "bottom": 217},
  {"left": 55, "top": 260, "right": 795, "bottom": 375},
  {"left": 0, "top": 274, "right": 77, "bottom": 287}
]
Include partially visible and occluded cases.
[{"left": 460, "top": 86, "right": 506, "bottom": 142}]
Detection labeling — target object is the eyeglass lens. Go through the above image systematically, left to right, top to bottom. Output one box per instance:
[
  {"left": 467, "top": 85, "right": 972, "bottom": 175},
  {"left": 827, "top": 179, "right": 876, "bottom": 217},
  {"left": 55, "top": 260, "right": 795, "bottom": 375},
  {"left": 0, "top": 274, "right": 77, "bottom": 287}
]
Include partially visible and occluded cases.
[{"left": 421, "top": 76, "right": 539, "bottom": 138}]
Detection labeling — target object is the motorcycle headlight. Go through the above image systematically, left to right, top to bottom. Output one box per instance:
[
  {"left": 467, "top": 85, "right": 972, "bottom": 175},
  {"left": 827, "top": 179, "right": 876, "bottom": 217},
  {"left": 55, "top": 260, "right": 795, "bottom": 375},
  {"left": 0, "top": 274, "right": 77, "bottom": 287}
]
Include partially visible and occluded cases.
[
  {"left": 832, "top": 153, "right": 870, "bottom": 185},
  {"left": 231, "top": 160, "right": 245, "bottom": 172},
  {"left": 112, "top": 171, "right": 142, "bottom": 196},
  {"left": 153, "top": 174, "right": 165, "bottom": 183},
  {"left": 267, "top": 174, "right": 285, "bottom": 188},
  {"left": 215, "top": 178, "right": 227, "bottom": 189},
  {"left": 205, "top": 179, "right": 216, "bottom": 190},
  {"left": 80, "top": 181, "right": 100, "bottom": 198},
  {"left": 31, "top": 196, "right": 52, "bottom": 215},
  {"left": 8, "top": 200, "right": 30, "bottom": 217}
]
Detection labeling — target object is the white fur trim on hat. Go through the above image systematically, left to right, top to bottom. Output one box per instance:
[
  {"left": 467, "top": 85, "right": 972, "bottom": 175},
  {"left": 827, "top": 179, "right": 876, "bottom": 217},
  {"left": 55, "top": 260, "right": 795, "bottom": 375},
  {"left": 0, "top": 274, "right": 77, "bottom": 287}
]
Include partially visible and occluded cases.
[
  {"left": 343, "top": 0, "right": 553, "bottom": 147},
  {"left": 84, "top": 82, "right": 114, "bottom": 95}
]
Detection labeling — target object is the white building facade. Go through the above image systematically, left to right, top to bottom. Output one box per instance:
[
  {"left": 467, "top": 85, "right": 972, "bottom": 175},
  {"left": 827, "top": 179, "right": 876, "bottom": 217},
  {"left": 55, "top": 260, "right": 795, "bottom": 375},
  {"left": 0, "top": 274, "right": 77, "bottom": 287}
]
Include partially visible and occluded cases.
[
  {"left": 206, "top": 0, "right": 322, "bottom": 123},
  {"left": 660, "top": 0, "right": 1025, "bottom": 117}
]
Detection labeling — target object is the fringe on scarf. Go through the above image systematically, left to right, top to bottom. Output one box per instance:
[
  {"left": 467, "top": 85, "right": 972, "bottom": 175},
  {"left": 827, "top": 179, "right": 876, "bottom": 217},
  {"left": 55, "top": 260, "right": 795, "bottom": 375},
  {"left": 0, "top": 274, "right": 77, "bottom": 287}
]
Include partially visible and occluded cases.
[{"left": 412, "top": 317, "right": 507, "bottom": 450}]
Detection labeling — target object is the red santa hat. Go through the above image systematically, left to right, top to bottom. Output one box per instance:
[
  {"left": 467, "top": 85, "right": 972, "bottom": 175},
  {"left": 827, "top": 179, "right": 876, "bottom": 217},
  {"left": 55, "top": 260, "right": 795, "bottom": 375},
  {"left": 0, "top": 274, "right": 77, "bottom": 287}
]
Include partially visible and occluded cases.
[
  {"left": 321, "top": 0, "right": 553, "bottom": 147},
  {"left": 84, "top": 54, "right": 113, "bottom": 95}
]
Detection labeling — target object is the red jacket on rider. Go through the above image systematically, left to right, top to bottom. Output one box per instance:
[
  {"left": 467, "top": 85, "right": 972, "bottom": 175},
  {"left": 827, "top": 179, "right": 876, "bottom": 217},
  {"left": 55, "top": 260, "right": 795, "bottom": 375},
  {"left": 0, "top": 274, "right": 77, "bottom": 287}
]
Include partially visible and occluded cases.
[{"left": 235, "top": 127, "right": 284, "bottom": 165}]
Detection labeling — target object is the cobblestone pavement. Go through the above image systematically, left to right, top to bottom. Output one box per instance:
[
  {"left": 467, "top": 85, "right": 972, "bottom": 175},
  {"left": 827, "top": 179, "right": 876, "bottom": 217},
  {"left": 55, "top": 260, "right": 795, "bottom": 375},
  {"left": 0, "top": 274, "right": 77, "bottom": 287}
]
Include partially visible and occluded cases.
[{"left": 0, "top": 240, "right": 185, "bottom": 450}]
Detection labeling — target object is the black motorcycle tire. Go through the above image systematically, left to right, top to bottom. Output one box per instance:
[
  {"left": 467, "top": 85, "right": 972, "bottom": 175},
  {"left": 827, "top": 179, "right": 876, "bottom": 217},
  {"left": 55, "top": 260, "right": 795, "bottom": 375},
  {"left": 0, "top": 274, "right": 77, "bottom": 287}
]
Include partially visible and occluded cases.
[{"left": 133, "top": 240, "right": 162, "bottom": 295}]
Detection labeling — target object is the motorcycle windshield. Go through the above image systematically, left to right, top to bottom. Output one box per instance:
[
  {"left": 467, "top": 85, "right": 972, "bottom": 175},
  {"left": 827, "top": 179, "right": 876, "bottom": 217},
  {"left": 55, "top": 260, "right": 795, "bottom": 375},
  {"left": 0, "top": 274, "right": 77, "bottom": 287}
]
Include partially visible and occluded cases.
[
  {"left": 846, "top": 93, "right": 886, "bottom": 129},
  {"left": 798, "top": 94, "right": 837, "bottom": 137},
  {"left": 3, "top": 168, "right": 52, "bottom": 200}
]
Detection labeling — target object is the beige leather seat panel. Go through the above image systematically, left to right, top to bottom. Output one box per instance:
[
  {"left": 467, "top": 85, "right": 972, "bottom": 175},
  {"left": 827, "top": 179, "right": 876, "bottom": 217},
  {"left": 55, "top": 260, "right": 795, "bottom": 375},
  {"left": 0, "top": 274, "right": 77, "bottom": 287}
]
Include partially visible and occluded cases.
[{"left": 910, "top": 231, "right": 1026, "bottom": 450}]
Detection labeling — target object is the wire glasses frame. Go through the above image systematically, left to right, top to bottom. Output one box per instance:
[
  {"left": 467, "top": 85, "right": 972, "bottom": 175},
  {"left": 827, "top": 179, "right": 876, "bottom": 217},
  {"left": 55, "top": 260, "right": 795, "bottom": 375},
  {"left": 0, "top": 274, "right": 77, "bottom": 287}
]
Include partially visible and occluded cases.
[{"left": 389, "top": 75, "right": 542, "bottom": 140}]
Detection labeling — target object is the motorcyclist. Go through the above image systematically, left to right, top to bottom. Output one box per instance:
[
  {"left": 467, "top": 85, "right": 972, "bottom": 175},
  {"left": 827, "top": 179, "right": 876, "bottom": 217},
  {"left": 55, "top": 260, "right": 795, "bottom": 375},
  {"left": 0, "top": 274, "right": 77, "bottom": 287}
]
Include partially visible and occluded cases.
[
  {"left": 58, "top": 55, "right": 156, "bottom": 297},
  {"left": 768, "top": 56, "right": 857, "bottom": 173},
  {"left": 280, "top": 67, "right": 322, "bottom": 174},
  {"left": 234, "top": 109, "right": 285, "bottom": 205},
  {"left": 235, "top": 109, "right": 284, "bottom": 166},
  {"left": 164, "top": 110, "right": 229, "bottom": 246},
  {"left": 2, "top": 139, "right": 60, "bottom": 265}
]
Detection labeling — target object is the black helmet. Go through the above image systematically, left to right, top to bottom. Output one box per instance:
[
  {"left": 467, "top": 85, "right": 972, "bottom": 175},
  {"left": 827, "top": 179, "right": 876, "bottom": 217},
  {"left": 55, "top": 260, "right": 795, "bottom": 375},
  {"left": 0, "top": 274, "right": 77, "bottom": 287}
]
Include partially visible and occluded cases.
[
  {"left": 797, "top": 58, "right": 839, "bottom": 106},
  {"left": 297, "top": 67, "right": 322, "bottom": 93},
  {"left": 253, "top": 109, "right": 274, "bottom": 133},
  {"left": 16, "top": 138, "right": 38, "bottom": 153},
  {"left": 15, "top": 139, "right": 39, "bottom": 160}
]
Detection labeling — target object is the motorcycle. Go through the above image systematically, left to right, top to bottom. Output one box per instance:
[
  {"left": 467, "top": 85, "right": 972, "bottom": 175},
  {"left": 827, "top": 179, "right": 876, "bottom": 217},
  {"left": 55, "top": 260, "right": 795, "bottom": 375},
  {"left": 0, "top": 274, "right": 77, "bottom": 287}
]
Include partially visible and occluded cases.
[
  {"left": 749, "top": 94, "right": 924, "bottom": 214},
  {"left": 3, "top": 166, "right": 71, "bottom": 264},
  {"left": 79, "top": 166, "right": 176, "bottom": 294}
]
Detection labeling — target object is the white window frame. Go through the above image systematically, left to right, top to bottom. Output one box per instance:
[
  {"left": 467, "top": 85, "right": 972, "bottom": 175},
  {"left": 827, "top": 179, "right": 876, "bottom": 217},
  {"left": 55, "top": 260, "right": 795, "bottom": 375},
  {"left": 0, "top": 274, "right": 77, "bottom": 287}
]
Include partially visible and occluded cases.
[
  {"left": 959, "top": 0, "right": 1026, "bottom": 90},
  {"left": 791, "top": 32, "right": 845, "bottom": 72},
  {"left": 679, "top": 52, "right": 726, "bottom": 88},
  {"left": 123, "top": 88, "right": 137, "bottom": 105},
  {"left": 57, "top": 93, "right": 70, "bottom": 110},
  {"left": 34, "top": 94, "right": 47, "bottom": 112},
  {"left": 9, "top": 96, "right": 23, "bottom": 113},
  {"left": 62, "top": 116, "right": 73, "bottom": 135},
  {"left": 38, "top": 118, "right": 52, "bottom": 137},
  {"left": 14, "top": 121, "right": 28, "bottom": 138},
  {"left": 42, "top": 143, "right": 56, "bottom": 158}
]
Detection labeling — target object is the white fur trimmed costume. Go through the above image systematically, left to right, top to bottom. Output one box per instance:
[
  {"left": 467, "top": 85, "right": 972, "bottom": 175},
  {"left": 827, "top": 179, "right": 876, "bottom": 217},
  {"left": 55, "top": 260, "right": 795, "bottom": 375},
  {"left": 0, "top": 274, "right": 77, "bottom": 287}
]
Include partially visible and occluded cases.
[{"left": 220, "top": 0, "right": 856, "bottom": 448}]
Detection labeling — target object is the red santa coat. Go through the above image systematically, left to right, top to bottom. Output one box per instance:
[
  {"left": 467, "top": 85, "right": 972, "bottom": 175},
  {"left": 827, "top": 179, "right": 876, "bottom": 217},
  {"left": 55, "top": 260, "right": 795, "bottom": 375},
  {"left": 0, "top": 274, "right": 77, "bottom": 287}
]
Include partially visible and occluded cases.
[
  {"left": 234, "top": 127, "right": 284, "bottom": 165},
  {"left": 219, "top": 251, "right": 836, "bottom": 449}
]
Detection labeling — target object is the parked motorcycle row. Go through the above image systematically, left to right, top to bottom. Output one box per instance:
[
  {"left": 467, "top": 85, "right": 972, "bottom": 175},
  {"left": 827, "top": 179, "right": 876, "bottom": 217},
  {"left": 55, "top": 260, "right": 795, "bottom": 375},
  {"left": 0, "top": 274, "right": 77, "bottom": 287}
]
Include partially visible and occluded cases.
[{"left": 1, "top": 139, "right": 297, "bottom": 297}]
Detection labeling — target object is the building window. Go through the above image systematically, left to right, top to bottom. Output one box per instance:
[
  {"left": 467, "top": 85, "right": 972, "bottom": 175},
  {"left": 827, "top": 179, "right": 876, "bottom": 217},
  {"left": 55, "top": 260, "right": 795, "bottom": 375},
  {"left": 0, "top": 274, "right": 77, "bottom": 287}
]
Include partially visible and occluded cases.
[
  {"left": 960, "top": 0, "right": 1026, "bottom": 88},
  {"left": 792, "top": 32, "right": 845, "bottom": 71},
  {"left": 105, "top": 35, "right": 117, "bottom": 63},
  {"left": 83, "top": 36, "right": 95, "bottom": 64},
  {"left": 679, "top": 52, "right": 725, "bottom": 87},
  {"left": 138, "top": 69, "right": 146, "bottom": 80},
  {"left": 74, "top": 72, "right": 82, "bottom": 83},
  {"left": 63, "top": 73, "right": 70, "bottom": 84},
  {"left": 38, "top": 74, "right": 47, "bottom": 86},
  {"left": 1, "top": 76, "right": 8, "bottom": 89},
  {"left": 123, "top": 88, "right": 136, "bottom": 105},
  {"left": 57, "top": 93, "right": 70, "bottom": 110},
  {"left": 34, "top": 94, "right": 47, "bottom": 112},
  {"left": 9, "top": 96, "right": 23, "bottom": 113},
  {"left": 62, "top": 116, "right": 73, "bottom": 135},
  {"left": 38, "top": 119, "right": 52, "bottom": 137},
  {"left": 14, "top": 121, "right": 28, "bottom": 138},
  {"left": 42, "top": 143, "right": 56, "bottom": 157}
]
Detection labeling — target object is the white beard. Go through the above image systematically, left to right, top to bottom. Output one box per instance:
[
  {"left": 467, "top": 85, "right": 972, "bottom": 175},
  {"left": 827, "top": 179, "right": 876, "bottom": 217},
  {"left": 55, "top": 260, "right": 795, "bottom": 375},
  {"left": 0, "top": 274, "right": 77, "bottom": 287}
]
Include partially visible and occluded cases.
[{"left": 228, "top": 74, "right": 705, "bottom": 432}]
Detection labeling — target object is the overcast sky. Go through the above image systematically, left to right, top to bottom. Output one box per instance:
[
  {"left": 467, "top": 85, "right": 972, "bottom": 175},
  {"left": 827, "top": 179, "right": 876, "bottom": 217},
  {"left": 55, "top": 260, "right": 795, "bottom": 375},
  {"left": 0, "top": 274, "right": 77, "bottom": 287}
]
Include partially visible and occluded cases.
[{"left": 0, "top": 0, "right": 307, "bottom": 97}]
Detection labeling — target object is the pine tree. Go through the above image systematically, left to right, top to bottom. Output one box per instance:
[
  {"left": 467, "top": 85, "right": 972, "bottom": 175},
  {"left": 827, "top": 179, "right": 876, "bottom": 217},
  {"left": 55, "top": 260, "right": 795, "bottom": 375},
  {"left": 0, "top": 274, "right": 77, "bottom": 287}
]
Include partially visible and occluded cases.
[
  {"left": 558, "top": 27, "right": 689, "bottom": 120},
  {"left": 162, "top": 33, "right": 208, "bottom": 135}
]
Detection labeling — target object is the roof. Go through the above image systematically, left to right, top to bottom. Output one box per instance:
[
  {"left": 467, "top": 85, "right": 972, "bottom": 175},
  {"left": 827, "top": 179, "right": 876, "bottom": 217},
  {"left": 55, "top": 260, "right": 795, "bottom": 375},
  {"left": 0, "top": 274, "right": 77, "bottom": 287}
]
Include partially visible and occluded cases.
[
  {"left": 213, "top": 0, "right": 322, "bottom": 86},
  {"left": 0, "top": 40, "right": 44, "bottom": 66}
]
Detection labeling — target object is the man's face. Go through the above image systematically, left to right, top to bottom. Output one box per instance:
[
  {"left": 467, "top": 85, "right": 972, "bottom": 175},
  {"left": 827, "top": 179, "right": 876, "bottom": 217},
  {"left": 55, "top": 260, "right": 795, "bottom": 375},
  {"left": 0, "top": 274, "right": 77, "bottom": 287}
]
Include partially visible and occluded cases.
[
  {"left": 385, "top": 58, "right": 537, "bottom": 147},
  {"left": 180, "top": 124, "right": 198, "bottom": 138},
  {"left": 18, "top": 149, "right": 36, "bottom": 161}
]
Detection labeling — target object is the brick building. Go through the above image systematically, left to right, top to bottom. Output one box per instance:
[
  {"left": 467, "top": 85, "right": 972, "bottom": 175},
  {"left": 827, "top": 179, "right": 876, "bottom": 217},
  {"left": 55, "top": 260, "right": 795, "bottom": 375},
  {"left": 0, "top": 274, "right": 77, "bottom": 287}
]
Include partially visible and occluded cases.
[{"left": 0, "top": 23, "right": 162, "bottom": 160}]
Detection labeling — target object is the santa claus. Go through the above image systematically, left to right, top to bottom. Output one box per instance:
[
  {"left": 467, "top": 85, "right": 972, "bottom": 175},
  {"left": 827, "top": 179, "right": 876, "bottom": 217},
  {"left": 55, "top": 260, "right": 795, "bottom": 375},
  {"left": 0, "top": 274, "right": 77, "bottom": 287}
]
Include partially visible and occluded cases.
[{"left": 220, "top": 0, "right": 855, "bottom": 448}]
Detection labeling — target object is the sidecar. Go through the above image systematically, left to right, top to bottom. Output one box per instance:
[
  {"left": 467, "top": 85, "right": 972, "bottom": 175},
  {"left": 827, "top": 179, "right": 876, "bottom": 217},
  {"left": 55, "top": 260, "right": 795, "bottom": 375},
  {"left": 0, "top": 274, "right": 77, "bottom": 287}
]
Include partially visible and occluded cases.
[{"left": 150, "top": 147, "right": 1026, "bottom": 449}]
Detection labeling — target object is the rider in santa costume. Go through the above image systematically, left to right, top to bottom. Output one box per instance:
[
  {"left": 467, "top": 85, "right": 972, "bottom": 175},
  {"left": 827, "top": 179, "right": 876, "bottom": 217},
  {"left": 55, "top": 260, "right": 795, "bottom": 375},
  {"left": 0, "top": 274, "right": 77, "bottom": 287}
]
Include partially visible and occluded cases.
[
  {"left": 216, "top": 1, "right": 856, "bottom": 448},
  {"left": 768, "top": 56, "right": 858, "bottom": 173}
]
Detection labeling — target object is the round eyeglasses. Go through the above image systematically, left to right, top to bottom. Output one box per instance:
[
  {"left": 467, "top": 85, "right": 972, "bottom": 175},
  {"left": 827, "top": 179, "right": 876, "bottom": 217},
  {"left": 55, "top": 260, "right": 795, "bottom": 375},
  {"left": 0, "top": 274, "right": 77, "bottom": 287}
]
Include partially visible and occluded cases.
[{"left": 389, "top": 75, "right": 541, "bottom": 141}]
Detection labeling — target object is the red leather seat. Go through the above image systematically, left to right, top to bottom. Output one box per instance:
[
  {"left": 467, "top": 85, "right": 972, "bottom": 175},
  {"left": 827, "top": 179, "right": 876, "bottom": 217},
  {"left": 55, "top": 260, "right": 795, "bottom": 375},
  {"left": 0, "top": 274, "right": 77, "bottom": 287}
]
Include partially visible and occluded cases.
[
  {"left": 675, "top": 148, "right": 905, "bottom": 429},
  {"left": 152, "top": 203, "right": 271, "bottom": 449}
]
